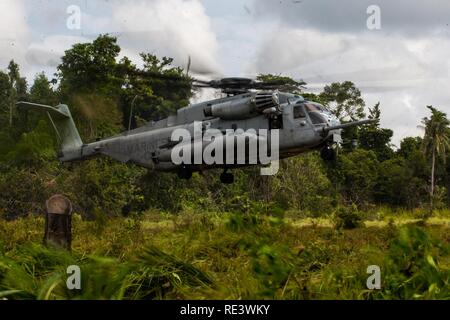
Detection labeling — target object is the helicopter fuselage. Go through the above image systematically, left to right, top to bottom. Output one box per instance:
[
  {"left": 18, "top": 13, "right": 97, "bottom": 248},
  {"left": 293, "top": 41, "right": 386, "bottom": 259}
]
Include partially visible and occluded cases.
[{"left": 67, "top": 92, "right": 343, "bottom": 175}]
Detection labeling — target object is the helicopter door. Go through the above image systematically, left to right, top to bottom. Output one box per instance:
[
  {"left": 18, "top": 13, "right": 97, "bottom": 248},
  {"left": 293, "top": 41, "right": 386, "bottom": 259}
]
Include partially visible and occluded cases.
[{"left": 284, "top": 103, "right": 316, "bottom": 147}]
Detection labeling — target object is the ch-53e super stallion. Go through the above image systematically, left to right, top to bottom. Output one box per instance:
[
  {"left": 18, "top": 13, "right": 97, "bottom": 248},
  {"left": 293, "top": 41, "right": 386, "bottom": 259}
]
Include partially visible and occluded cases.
[{"left": 17, "top": 77, "right": 372, "bottom": 184}]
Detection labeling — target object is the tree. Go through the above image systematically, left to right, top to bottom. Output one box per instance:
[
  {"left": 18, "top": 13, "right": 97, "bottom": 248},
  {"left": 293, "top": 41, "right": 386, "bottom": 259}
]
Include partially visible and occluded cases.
[
  {"left": 57, "top": 34, "right": 121, "bottom": 95},
  {"left": 56, "top": 35, "right": 125, "bottom": 140},
  {"left": 56, "top": 35, "right": 193, "bottom": 140},
  {"left": 120, "top": 54, "right": 192, "bottom": 127},
  {"left": 8, "top": 60, "right": 27, "bottom": 100},
  {"left": 2, "top": 61, "right": 28, "bottom": 127},
  {"left": 0, "top": 71, "right": 12, "bottom": 127},
  {"left": 30, "top": 73, "right": 58, "bottom": 106},
  {"left": 256, "top": 74, "right": 305, "bottom": 93},
  {"left": 318, "top": 81, "right": 366, "bottom": 153},
  {"left": 319, "top": 81, "right": 365, "bottom": 121},
  {"left": 300, "top": 92, "right": 328, "bottom": 105},
  {"left": 358, "top": 103, "right": 394, "bottom": 161},
  {"left": 421, "top": 106, "right": 450, "bottom": 210},
  {"left": 397, "top": 137, "right": 429, "bottom": 207},
  {"left": 398, "top": 137, "right": 423, "bottom": 160},
  {"left": 330, "top": 149, "right": 379, "bottom": 206},
  {"left": 271, "top": 154, "right": 335, "bottom": 215},
  {"left": 375, "top": 158, "right": 414, "bottom": 207}
]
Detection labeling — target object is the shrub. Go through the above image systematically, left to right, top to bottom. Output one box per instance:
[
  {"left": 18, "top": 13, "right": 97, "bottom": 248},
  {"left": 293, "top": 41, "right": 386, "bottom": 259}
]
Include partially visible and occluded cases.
[
  {"left": 0, "top": 167, "right": 49, "bottom": 219},
  {"left": 333, "top": 204, "right": 362, "bottom": 230},
  {"left": 377, "top": 226, "right": 450, "bottom": 299}
]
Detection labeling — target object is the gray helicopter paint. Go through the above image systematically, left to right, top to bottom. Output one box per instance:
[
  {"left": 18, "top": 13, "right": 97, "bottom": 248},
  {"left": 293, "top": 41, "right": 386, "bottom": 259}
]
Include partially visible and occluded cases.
[
  {"left": 16, "top": 91, "right": 372, "bottom": 175},
  {"left": 80, "top": 93, "right": 329, "bottom": 170}
]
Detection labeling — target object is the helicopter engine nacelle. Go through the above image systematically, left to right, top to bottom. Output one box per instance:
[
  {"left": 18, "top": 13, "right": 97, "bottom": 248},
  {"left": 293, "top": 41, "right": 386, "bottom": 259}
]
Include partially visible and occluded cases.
[
  {"left": 204, "top": 92, "right": 279, "bottom": 120},
  {"left": 204, "top": 97, "right": 255, "bottom": 120}
]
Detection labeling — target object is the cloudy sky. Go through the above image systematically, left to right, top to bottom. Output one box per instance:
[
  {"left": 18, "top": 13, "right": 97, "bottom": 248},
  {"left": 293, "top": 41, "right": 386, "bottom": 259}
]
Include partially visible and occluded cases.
[{"left": 1, "top": 0, "right": 450, "bottom": 146}]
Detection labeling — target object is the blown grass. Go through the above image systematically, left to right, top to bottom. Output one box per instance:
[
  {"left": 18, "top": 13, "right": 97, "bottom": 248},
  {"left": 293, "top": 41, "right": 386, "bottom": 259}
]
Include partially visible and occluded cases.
[{"left": 0, "top": 208, "right": 449, "bottom": 300}]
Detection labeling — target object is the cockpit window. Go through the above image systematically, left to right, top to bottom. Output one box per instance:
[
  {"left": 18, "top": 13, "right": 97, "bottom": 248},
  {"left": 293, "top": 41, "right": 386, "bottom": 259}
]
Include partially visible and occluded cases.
[
  {"left": 304, "top": 103, "right": 328, "bottom": 125},
  {"left": 305, "top": 103, "right": 326, "bottom": 112},
  {"left": 293, "top": 105, "right": 306, "bottom": 118},
  {"left": 309, "top": 112, "right": 327, "bottom": 124}
]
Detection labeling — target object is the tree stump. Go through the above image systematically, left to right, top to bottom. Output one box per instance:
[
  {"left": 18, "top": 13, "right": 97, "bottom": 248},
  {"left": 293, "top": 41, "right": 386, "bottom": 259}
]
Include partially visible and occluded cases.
[{"left": 44, "top": 195, "right": 72, "bottom": 250}]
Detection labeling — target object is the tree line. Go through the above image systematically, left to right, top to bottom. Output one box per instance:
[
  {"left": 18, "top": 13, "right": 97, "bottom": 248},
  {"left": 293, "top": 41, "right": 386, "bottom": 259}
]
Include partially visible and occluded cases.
[{"left": 0, "top": 35, "right": 449, "bottom": 220}]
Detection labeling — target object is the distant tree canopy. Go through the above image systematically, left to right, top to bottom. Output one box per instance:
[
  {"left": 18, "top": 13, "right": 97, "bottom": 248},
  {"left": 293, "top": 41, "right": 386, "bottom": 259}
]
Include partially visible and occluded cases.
[
  {"left": 55, "top": 34, "right": 192, "bottom": 141},
  {"left": 0, "top": 35, "right": 449, "bottom": 219},
  {"left": 57, "top": 35, "right": 121, "bottom": 94},
  {"left": 30, "top": 73, "right": 58, "bottom": 106},
  {"left": 256, "top": 74, "right": 305, "bottom": 93},
  {"left": 319, "top": 81, "right": 366, "bottom": 121},
  {"left": 358, "top": 103, "right": 395, "bottom": 161},
  {"left": 421, "top": 106, "right": 450, "bottom": 210}
]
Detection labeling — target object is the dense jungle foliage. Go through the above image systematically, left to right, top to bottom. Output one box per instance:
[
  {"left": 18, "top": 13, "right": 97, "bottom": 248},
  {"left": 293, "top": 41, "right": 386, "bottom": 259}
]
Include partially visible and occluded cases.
[{"left": 0, "top": 35, "right": 449, "bottom": 300}]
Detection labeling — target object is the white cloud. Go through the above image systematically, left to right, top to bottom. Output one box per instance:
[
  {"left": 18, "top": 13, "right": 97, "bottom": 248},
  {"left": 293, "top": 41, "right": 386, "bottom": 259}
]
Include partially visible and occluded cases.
[
  {"left": 0, "top": 0, "right": 29, "bottom": 70},
  {"left": 0, "top": 0, "right": 448, "bottom": 146},
  {"left": 0, "top": 0, "right": 222, "bottom": 80},
  {"left": 110, "top": 0, "right": 221, "bottom": 75},
  {"left": 253, "top": 0, "right": 450, "bottom": 35},
  {"left": 248, "top": 26, "right": 450, "bottom": 144},
  {"left": 251, "top": 28, "right": 351, "bottom": 75},
  {"left": 25, "top": 35, "right": 89, "bottom": 68}
]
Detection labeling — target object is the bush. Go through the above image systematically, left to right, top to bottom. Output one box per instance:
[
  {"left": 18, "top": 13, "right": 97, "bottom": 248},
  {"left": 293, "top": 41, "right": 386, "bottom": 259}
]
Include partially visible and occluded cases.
[
  {"left": 271, "top": 155, "right": 335, "bottom": 214},
  {"left": 58, "top": 159, "right": 145, "bottom": 219},
  {"left": 0, "top": 167, "right": 50, "bottom": 219},
  {"left": 333, "top": 204, "right": 362, "bottom": 229},
  {"left": 377, "top": 226, "right": 450, "bottom": 299}
]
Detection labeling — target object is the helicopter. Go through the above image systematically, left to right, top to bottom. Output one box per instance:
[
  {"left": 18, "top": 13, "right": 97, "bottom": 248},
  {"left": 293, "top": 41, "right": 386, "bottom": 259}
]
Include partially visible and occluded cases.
[{"left": 17, "top": 76, "right": 373, "bottom": 184}]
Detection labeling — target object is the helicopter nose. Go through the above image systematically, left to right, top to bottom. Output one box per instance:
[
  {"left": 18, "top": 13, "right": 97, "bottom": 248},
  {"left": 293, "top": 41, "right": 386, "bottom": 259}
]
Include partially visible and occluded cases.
[
  {"left": 327, "top": 114, "right": 340, "bottom": 127},
  {"left": 326, "top": 116, "right": 340, "bottom": 131}
]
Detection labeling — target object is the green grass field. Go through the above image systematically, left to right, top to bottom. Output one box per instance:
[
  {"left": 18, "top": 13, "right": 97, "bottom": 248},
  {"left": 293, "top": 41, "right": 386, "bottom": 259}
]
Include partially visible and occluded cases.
[{"left": 0, "top": 209, "right": 449, "bottom": 300}]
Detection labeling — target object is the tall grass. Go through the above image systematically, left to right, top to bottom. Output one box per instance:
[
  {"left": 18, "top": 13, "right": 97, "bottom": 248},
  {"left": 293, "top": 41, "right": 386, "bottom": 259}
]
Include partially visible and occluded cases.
[
  {"left": 0, "top": 208, "right": 449, "bottom": 300},
  {"left": 0, "top": 243, "right": 213, "bottom": 300}
]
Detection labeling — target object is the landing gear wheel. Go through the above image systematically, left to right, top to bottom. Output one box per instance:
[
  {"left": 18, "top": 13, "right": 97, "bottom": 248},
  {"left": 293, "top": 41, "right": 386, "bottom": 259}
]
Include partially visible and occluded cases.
[
  {"left": 320, "top": 146, "right": 336, "bottom": 161},
  {"left": 177, "top": 166, "right": 192, "bottom": 180},
  {"left": 220, "top": 171, "right": 234, "bottom": 184}
]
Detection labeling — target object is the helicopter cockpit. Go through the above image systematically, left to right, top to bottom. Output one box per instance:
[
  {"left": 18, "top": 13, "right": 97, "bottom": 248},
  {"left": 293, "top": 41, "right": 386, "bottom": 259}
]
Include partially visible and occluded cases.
[{"left": 295, "top": 102, "right": 340, "bottom": 127}]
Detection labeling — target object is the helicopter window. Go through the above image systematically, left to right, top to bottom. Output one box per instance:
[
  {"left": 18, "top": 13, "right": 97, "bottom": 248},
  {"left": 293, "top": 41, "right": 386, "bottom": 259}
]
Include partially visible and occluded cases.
[
  {"left": 304, "top": 103, "right": 321, "bottom": 112},
  {"left": 293, "top": 105, "right": 306, "bottom": 118},
  {"left": 308, "top": 112, "right": 327, "bottom": 125}
]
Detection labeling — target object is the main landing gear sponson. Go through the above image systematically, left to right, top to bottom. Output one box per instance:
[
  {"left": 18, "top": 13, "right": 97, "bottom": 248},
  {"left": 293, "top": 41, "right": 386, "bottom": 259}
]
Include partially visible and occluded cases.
[{"left": 320, "top": 146, "right": 336, "bottom": 161}]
